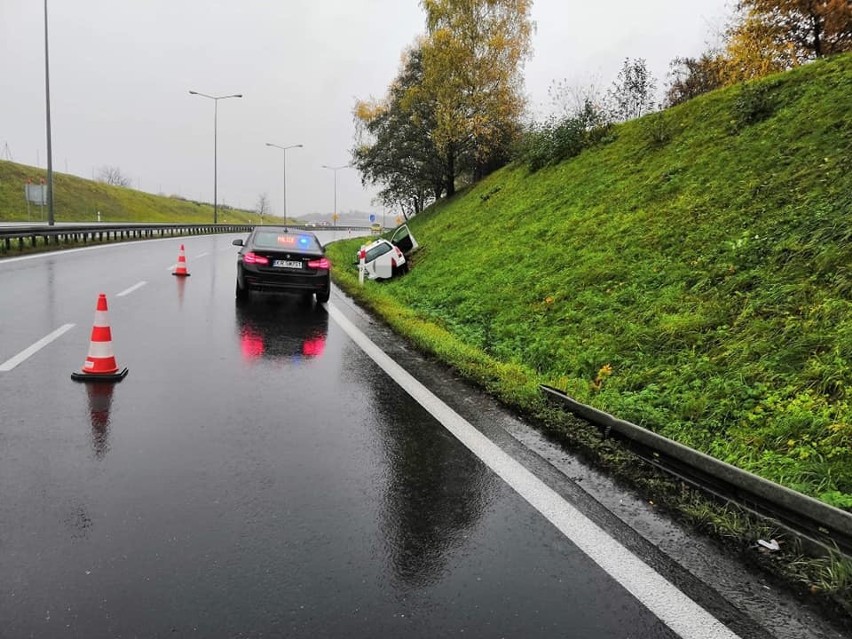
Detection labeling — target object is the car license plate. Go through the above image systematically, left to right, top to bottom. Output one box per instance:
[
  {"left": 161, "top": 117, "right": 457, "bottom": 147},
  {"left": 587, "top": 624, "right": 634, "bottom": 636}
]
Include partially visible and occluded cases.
[{"left": 273, "top": 260, "right": 302, "bottom": 269}]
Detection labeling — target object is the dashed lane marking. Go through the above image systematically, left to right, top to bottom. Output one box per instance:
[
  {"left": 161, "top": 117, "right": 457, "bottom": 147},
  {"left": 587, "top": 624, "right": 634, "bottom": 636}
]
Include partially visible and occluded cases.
[
  {"left": 116, "top": 281, "right": 147, "bottom": 297},
  {"left": 327, "top": 303, "right": 741, "bottom": 639},
  {"left": 0, "top": 324, "right": 76, "bottom": 372}
]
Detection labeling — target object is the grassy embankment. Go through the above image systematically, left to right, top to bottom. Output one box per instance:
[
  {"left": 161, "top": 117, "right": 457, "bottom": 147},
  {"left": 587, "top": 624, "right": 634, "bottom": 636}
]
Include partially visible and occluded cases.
[
  {"left": 328, "top": 53, "right": 851, "bottom": 512},
  {"left": 328, "top": 55, "right": 852, "bottom": 608},
  {"left": 0, "top": 159, "right": 272, "bottom": 225}
]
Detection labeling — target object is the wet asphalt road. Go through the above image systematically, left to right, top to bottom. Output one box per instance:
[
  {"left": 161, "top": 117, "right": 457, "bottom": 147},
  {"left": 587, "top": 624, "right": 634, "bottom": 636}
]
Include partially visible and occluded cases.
[{"left": 1, "top": 233, "right": 710, "bottom": 638}]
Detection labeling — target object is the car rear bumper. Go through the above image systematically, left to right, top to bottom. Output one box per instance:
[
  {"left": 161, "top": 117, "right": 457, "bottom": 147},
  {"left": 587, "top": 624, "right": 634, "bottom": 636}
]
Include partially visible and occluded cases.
[{"left": 239, "top": 265, "right": 329, "bottom": 292}]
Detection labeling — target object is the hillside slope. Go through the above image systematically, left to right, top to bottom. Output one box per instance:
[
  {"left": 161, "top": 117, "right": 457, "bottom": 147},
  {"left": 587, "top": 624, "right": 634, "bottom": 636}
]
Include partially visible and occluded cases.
[
  {"left": 329, "top": 53, "right": 852, "bottom": 508},
  {"left": 0, "top": 160, "right": 268, "bottom": 224}
]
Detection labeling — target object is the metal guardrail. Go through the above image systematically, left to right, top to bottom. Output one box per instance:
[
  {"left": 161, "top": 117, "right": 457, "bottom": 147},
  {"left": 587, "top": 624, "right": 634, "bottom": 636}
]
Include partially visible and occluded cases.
[
  {"left": 0, "top": 223, "right": 373, "bottom": 254},
  {"left": 0, "top": 223, "right": 254, "bottom": 253},
  {"left": 540, "top": 384, "right": 852, "bottom": 558}
]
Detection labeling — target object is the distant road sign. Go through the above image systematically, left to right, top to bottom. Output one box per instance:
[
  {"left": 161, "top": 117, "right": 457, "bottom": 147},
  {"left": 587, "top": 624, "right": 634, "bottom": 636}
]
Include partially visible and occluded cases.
[
  {"left": 25, "top": 184, "right": 47, "bottom": 205},
  {"left": 369, "top": 214, "right": 376, "bottom": 223}
]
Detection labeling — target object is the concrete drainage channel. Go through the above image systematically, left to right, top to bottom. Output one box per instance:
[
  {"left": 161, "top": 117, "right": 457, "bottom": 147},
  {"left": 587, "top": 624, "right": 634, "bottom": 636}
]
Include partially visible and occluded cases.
[{"left": 539, "top": 385, "right": 852, "bottom": 559}]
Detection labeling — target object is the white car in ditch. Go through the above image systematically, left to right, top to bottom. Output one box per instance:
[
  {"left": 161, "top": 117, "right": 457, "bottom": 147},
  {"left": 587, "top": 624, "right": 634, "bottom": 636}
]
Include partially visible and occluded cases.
[{"left": 357, "top": 224, "right": 418, "bottom": 280}]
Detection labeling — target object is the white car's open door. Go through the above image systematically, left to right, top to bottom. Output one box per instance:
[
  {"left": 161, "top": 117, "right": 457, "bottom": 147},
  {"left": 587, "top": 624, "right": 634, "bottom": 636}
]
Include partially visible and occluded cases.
[{"left": 390, "top": 224, "right": 418, "bottom": 256}]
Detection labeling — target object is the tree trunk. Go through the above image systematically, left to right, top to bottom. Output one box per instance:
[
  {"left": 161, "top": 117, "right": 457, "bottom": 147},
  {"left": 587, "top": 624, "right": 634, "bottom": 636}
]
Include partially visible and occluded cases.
[
  {"left": 812, "top": 12, "right": 823, "bottom": 57},
  {"left": 444, "top": 149, "right": 455, "bottom": 198}
]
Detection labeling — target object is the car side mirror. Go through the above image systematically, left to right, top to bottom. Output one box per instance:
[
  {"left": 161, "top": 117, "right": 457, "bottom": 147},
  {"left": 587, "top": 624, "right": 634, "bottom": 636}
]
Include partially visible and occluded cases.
[{"left": 232, "top": 239, "right": 244, "bottom": 246}]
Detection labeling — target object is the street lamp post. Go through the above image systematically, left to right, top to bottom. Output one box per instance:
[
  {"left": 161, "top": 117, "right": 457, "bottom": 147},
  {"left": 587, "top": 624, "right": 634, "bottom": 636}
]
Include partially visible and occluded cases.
[
  {"left": 44, "top": 0, "right": 54, "bottom": 226},
  {"left": 189, "top": 90, "right": 243, "bottom": 224},
  {"left": 265, "top": 143, "right": 303, "bottom": 222},
  {"left": 321, "top": 164, "right": 348, "bottom": 227}
]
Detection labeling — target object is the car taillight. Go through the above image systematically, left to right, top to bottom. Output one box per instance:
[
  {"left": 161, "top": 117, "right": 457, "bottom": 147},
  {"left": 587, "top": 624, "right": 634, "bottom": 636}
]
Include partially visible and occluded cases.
[
  {"left": 244, "top": 252, "right": 269, "bottom": 265},
  {"left": 307, "top": 257, "right": 330, "bottom": 270}
]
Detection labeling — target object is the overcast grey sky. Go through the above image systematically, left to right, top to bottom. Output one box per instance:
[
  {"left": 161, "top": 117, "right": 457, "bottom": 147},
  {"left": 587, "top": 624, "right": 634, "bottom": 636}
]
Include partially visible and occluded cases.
[{"left": 0, "top": 1, "right": 729, "bottom": 219}]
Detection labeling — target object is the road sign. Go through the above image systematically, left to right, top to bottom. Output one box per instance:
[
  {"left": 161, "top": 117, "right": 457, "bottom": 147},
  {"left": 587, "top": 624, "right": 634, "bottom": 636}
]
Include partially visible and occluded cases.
[
  {"left": 25, "top": 183, "right": 47, "bottom": 205},
  {"left": 369, "top": 214, "right": 376, "bottom": 223}
]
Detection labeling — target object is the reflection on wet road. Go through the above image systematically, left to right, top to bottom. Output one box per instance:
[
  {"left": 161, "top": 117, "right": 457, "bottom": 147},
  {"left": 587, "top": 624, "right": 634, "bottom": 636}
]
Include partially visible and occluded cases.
[
  {"left": 0, "top": 234, "right": 680, "bottom": 638},
  {"left": 236, "top": 296, "right": 329, "bottom": 362},
  {"left": 369, "top": 375, "right": 496, "bottom": 590},
  {"left": 85, "top": 381, "right": 116, "bottom": 459}
]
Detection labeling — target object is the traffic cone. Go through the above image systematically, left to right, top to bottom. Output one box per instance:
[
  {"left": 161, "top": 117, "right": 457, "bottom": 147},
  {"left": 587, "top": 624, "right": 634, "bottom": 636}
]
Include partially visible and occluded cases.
[
  {"left": 172, "top": 244, "right": 191, "bottom": 277},
  {"left": 71, "top": 293, "right": 128, "bottom": 382}
]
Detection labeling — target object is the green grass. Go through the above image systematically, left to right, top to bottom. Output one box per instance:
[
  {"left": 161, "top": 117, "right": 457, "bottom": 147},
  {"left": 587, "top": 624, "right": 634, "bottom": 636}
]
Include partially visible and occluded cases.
[
  {"left": 328, "top": 53, "right": 852, "bottom": 511},
  {"left": 0, "top": 160, "right": 278, "bottom": 225}
]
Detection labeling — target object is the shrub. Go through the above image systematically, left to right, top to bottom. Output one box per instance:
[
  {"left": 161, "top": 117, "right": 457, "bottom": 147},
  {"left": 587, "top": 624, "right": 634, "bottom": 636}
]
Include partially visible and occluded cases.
[
  {"left": 730, "top": 80, "right": 779, "bottom": 131},
  {"left": 515, "top": 100, "right": 613, "bottom": 171}
]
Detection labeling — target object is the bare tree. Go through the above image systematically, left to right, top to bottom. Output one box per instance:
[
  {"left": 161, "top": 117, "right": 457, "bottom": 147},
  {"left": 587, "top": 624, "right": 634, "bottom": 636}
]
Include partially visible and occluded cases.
[
  {"left": 664, "top": 53, "right": 726, "bottom": 107},
  {"left": 606, "top": 58, "right": 658, "bottom": 122},
  {"left": 547, "top": 76, "right": 605, "bottom": 120},
  {"left": 97, "top": 166, "right": 131, "bottom": 187},
  {"left": 256, "top": 193, "right": 271, "bottom": 220}
]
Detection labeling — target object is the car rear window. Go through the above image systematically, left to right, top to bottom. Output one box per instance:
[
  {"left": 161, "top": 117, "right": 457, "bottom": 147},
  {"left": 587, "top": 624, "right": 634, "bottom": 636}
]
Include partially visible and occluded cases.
[
  {"left": 253, "top": 231, "right": 321, "bottom": 251},
  {"left": 365, "top": 242, "right": 392, "bottom": 262}
]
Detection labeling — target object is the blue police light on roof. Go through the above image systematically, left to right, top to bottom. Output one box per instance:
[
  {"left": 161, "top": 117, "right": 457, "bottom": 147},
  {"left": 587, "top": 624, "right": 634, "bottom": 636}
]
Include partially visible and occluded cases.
[{"left": 298, "top": 235, "right": 311, "bottom": 248}]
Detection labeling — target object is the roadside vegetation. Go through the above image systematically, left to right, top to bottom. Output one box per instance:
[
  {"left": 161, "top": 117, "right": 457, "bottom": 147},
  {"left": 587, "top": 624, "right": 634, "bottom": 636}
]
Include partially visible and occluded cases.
[
  {"left": 354, "top": 0, "right": 852, "bottom": 220},
  {"left": 330, "top": 53, "right": 852, "bottom": 511},
  {"left": 328, "top": 54, "right": 852, "bottom": 615},
  {"left": 0, "top": 159, "right": 270, "bottom": 225}
]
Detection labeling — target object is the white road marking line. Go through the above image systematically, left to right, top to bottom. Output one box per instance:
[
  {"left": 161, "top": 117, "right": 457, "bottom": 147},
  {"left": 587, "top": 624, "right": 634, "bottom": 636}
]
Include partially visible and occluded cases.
[
  {"left": 196, "top": 251, "right": 210, "bottom": 258},
  {"left": 166, "top": 264, "right": 176, "bottom": 271},
  {"left": 116, "top": 281, "right": 147, "bottom": 297},
  {"left": 327, "top": 303, "right": 741, "bottom": 639},
  {"left": 0, "top": 324, "right": 76, "bottom": 372}
]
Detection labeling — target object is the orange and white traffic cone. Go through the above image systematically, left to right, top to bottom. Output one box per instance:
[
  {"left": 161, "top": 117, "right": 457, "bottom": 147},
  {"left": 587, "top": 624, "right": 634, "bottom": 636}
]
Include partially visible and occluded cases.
[
  {"left": 172, "top": 244, "right": 191, "bottom": 277},
  {"left": 71, "top": 293, "right": 128, "bottom": 382}
]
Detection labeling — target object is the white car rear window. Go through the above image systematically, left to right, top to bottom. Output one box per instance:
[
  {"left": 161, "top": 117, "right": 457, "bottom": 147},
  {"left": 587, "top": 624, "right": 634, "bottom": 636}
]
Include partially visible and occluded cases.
[{"left": 365, "top": 242, "right": 392, "bottom": 262}]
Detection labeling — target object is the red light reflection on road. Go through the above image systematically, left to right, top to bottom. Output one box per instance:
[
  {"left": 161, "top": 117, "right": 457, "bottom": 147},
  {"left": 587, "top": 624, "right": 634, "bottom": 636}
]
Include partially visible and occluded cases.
[
  {"left": 240, "top": 326, "right": 265, "bottom": 360},
  {"left": 239, "top": 327, "right": 326, "bottom": 361},
  {"left": 302, "top": 334, "right": 326, "bottom": 358}
]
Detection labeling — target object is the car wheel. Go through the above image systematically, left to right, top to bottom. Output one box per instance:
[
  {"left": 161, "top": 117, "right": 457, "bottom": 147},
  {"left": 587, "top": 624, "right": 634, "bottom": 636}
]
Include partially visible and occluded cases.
[
  {"left": 393, "top": 262, "right": 409, "bottom": 278},
  {"left": 235, "top": 279, "right": 249, "bottom": 302},
  {"left": 315, "top": 287, "right": 330, "bottom": 303}
]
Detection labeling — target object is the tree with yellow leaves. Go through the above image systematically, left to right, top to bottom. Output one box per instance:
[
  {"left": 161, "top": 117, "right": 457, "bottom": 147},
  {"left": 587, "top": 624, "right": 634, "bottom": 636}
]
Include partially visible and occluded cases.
[
  {"left": 417, "top": 0, "right": 533, "bottom": 195},
  {"left": 722, "top": 0, "right": 852, "bottom": 82},
  {"left": 740, "top": 0, "right": 852, "bottom": 58},
  {"left": 352, "top": 43, "right": 446, "bottom": 217}
]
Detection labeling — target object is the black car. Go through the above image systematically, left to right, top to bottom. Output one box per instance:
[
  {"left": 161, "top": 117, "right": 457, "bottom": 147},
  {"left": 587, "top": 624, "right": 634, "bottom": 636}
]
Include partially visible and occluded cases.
[{"left": 233, "top": 227, "right": 330, "bottom": 303}]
